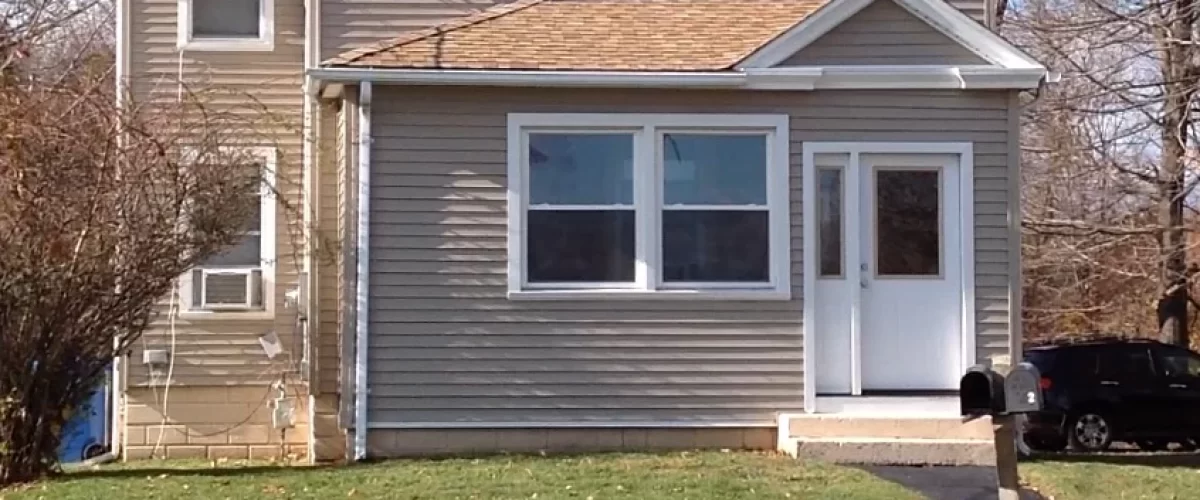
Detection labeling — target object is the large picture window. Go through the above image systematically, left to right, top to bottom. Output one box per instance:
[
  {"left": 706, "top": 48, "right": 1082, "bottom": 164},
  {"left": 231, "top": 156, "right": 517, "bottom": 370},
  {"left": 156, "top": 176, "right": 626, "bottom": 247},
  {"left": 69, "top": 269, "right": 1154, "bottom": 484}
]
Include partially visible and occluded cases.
[{"left": 507, "top": 114, "right": 790, "bottom": 300}]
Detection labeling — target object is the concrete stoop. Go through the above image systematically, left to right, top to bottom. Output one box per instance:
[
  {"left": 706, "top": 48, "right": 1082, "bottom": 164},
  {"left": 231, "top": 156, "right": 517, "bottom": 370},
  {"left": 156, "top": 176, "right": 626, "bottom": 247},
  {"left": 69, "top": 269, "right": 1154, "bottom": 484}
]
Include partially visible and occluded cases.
[{"left": 779, "top": 414, "right": 996, "bottom": 466}]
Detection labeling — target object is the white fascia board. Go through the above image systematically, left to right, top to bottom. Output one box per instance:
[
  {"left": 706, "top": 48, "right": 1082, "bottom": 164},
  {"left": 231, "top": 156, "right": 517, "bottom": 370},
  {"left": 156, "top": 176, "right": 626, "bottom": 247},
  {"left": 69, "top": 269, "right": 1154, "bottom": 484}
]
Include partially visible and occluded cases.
[
  {"left": 736, "top": 0, "right": 875, "bottom": 69},
  {"left": 895, "top": 0, "right": 1042, "bottom": 69},
  {"left": 310, "top": 65, "right": 1044, "bottom": 91},
  {"left": 744, "top": 66, "right": 1045, "bottom": 90},
  {"left": 307, "top": 68, "right": 747, "bottom": 88}
]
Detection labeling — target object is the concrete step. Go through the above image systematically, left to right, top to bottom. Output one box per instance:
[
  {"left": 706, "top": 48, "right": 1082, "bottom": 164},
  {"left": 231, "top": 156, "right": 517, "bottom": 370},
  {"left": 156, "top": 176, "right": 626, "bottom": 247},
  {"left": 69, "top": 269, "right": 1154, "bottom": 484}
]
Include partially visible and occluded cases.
[
  {"left": 784, "top": 414, "right": 994, "bottom": 440},
  {"left": 785, "top": 437, "right": 996, "bottom": 466}
]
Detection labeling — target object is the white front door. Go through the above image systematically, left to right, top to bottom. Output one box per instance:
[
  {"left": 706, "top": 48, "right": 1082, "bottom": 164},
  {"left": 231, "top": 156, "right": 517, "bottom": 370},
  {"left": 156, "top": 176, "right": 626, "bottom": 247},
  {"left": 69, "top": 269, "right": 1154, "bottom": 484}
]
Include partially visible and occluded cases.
[
  {"left": 809, "top": 150, "right": 966, "bottom": 396},
  {"left": 859, "top": 154, "right": 962, "bottom": 391}
]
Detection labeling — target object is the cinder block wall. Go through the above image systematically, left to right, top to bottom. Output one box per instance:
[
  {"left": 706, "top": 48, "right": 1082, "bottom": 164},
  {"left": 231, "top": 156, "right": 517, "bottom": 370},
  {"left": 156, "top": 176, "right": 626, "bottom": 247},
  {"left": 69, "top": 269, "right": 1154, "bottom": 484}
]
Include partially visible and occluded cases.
[{"left": 123, "top": 386, "right": 310, "bottom": 460}]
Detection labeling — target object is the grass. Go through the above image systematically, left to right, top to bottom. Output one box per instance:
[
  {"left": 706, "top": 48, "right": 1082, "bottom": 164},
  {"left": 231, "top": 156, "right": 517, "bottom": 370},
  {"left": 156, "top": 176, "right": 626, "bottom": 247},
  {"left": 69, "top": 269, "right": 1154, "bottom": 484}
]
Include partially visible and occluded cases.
[
  {"left": 1, "top": 451, "right": 922, "bottom": 500},
  {"left": 1023, "top": 453, "right": 1200, "bottom": 500}
]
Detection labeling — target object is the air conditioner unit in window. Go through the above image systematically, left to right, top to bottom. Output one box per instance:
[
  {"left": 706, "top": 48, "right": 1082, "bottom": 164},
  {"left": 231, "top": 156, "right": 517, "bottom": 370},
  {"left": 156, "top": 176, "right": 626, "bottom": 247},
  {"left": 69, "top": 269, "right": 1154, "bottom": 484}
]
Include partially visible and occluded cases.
[{"left": 193, "top": 268, "right": 263, "bottom": 310}]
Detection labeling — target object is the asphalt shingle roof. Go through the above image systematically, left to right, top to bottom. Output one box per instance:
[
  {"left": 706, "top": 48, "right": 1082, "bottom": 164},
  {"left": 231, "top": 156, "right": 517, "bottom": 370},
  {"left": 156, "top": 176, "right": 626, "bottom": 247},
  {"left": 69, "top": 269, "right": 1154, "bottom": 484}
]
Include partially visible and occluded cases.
[{"left": 325, "top": 0, "right": 831, "bottom": 71}]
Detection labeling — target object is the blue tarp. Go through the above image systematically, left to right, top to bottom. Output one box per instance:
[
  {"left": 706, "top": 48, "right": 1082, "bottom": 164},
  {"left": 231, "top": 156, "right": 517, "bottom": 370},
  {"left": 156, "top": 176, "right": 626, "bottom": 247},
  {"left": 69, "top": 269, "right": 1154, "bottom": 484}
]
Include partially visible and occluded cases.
[{"left": 57, "top": 370, "right": 110, "bottom": 463}]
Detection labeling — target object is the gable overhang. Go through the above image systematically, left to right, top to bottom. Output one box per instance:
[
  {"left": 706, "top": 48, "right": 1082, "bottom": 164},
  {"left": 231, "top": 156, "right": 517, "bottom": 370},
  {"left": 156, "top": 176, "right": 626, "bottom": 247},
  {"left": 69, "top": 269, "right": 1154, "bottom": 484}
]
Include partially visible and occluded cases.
[{"left": 737, "top": 0, "right": 1046, "bottom": 73}]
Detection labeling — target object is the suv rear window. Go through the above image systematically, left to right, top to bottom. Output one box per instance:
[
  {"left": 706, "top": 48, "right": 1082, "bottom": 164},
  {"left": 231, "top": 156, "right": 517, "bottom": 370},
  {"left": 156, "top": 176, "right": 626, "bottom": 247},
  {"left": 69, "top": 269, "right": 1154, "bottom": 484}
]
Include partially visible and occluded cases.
[{"left": 1096, "top": 345, "right": 1155, "bottom": 379}]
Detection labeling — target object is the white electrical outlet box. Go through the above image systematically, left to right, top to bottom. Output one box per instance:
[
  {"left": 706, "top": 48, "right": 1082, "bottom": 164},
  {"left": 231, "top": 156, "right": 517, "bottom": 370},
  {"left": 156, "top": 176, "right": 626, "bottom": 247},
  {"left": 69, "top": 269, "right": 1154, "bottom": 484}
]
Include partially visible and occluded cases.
[
  {"left": 142, "top": 349, "right": 170, "bottom": 366},
  {"left": 272, "top": 397, "right": 296, "bottom": 430}
]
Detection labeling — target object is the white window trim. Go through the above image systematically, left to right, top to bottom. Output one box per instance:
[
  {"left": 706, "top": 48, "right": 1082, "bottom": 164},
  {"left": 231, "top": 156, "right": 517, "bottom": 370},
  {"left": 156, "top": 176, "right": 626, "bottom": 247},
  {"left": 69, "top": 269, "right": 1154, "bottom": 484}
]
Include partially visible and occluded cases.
[
  {"left": 177, "top": 0, "right": 275, "bottom": 52},
  {"left": 506, "top": 113, "right": 791, "bottom": 301},
  {"left": 178, "top": 146, "right": 277, "bottom": 318}
]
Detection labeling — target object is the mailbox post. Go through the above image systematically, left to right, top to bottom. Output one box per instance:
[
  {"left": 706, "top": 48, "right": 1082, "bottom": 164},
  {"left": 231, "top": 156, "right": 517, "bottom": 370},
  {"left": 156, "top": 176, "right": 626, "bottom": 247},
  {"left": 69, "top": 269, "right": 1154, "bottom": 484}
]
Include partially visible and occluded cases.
[{"left": 960, "top": 364, "right": 1043, "bottom": 500}]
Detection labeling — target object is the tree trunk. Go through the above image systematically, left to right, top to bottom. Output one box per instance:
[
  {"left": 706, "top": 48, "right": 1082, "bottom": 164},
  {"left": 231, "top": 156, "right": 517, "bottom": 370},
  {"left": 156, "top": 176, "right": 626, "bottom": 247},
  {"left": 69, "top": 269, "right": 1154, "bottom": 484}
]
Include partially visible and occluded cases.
[{"left": 1156, "top": 0, "right": 1197, "bottom": 347}]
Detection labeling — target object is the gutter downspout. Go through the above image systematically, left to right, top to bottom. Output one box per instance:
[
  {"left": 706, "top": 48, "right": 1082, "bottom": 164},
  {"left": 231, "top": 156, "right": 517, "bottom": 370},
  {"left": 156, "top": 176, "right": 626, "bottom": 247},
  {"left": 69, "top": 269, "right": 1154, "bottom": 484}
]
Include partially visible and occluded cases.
[
  {"left": 98, "top": 0, "right": 133, "bottom": 465},
  {"left": 353, "top": 81, "right": 372, "bottom": 461}
]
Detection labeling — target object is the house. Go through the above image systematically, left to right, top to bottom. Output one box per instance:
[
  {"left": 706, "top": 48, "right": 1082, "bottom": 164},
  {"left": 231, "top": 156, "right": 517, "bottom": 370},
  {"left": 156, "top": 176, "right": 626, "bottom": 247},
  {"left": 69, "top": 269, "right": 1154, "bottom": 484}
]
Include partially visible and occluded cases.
[{"left": 112, "top": 0, "right": 1049, "bottom": 464}]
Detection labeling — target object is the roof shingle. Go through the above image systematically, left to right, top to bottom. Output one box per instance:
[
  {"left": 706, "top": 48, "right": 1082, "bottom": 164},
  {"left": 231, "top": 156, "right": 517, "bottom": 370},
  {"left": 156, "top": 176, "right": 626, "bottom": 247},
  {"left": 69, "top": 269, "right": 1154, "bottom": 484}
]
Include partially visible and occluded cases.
[{"left": 325, "top": 0, "right": 831, "bottom": 71}]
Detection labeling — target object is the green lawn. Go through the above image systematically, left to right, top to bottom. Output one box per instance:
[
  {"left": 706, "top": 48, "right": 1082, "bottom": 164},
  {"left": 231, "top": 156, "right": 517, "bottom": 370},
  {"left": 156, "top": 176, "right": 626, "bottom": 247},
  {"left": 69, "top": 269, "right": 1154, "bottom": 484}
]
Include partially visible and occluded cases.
[
  {"left": 2, "top": 452, "right": 922, "bottom": 500},
  {"left": 1023, "top": 454, "right": 1200, "bottom": 500}
]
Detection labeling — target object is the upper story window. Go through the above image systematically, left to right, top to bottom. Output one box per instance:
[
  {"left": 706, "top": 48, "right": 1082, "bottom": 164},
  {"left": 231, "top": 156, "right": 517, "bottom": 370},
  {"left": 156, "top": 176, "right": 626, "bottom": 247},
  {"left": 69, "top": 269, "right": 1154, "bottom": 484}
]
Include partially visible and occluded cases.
[
  {"left": 178, "top": 0, "right": 275, "bottom": 51},
  {"left": 506, "top": 113, "right": 791, "bottom": 301},
  {"left": 180, "top": 147, "right": 277, "bottom": 314}
]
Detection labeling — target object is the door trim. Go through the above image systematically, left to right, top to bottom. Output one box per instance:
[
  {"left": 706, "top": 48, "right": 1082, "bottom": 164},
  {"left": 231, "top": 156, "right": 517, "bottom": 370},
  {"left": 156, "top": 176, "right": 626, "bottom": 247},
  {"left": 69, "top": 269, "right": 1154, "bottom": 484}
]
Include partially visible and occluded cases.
[{"left": 802, "top": 142, "right": 975, "bottom": 413}]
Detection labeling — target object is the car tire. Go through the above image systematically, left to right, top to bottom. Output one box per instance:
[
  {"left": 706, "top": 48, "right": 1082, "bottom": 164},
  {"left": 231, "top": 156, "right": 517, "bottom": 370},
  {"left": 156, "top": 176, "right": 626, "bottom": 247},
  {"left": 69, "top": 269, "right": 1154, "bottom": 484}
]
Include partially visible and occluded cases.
[
  {"left": 1068, "top": 411, "right": 1113, "bottom": 452},
  {"left": 1136, "top": 439, "right": 1170, "bottom": 451}
]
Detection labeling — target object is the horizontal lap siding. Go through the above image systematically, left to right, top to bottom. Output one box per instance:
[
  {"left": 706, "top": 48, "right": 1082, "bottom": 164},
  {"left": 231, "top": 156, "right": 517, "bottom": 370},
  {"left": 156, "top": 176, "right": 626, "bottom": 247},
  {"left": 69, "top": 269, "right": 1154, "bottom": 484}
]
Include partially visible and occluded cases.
[
  {"left": 128, "top": 0, "right": 306, "bottom": 386},
  {"left": 320, "top": 0, "right": 509, "bottom": 60},
  {"left": 780, "top": 0, "right": 988, "bottom": 66},
  {"left": 366, "top": 86, "right": 1012, "bottom": 426}
]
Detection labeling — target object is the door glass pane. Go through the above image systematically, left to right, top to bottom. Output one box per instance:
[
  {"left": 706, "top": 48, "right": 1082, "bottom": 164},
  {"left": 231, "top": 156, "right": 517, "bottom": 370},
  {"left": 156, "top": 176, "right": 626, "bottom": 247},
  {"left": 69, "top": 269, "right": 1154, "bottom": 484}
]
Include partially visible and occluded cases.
[
  {"left": 193, "top": 0, "right": 261, "bottom": 38},
  {"left": 529, "top": 134, "right": 633, "bottom": 206},
  {"left": 662, "top": 134, "right": 766, "bottom": 205},
  {"left": 818, "top": 168, "right": 843, "bottom": 277},
  {"left": 875, "top": 170, "right": 940, "bottom": 276},
  {"left": 527, "top": 210, "right": 635, "bottom": 282},
  {"left": 662, "top": 210, "right": 768, "bottom": 282}
]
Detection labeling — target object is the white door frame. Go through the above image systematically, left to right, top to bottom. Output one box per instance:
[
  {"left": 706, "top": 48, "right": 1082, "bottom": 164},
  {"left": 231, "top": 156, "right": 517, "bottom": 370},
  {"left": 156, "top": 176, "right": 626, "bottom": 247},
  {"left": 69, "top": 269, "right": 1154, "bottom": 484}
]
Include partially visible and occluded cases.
[{"left": 801, "top": 142, "right": 976, "bottom": 413}]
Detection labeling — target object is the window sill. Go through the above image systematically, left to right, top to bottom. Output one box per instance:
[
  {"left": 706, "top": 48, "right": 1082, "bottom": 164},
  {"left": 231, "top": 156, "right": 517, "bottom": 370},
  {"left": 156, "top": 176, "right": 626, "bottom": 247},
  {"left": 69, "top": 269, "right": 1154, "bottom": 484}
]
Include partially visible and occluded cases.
[
  {"left": 178, "top": 38, "right": 274, "bottom": 52},
  {"left": 507, "top": 288, "right": 791, "bottom": 301},
  {"left": 177, "top": 310, "right": 275, "bottom": 322}
]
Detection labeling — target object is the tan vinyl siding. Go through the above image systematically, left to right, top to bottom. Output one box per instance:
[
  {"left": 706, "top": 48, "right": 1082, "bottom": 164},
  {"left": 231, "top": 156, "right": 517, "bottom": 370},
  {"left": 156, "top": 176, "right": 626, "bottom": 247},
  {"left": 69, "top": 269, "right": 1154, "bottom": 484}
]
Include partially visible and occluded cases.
[
  {"left": 127, "top": 0, "right": 306, "bottom": 386},
  {"left": 320, "top": 0, "right": 509, "bottom": 60},
  {"left": 778, "top": 0, "right": 988, "bottom": 67},
  {"left": 948, "top": 0, "right": 990, "bottom": 26},
  {"left": 365, "top": 86, "right": 1014, "bottom": 426},
  {"left": 315, "top": 102, "right": 342, "bottom": 395}
]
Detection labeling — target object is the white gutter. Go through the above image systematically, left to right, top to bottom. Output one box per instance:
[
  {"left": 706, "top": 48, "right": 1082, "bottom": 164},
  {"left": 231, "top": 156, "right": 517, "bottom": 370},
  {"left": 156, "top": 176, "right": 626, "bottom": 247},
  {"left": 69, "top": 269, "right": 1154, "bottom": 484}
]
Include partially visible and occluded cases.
[
  {"left": 307, "top": 65, "right": 1050, "bottom": 91},
  {"left": 352, "top": 81, "right": 372, "bottom": 462}
]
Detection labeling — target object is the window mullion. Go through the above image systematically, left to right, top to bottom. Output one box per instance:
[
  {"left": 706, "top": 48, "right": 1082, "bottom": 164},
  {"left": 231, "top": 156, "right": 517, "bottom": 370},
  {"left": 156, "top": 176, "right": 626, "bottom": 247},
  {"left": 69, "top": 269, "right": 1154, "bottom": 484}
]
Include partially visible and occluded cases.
[{"left": 635, "top": 125, "right": 657, "bottom": 291}]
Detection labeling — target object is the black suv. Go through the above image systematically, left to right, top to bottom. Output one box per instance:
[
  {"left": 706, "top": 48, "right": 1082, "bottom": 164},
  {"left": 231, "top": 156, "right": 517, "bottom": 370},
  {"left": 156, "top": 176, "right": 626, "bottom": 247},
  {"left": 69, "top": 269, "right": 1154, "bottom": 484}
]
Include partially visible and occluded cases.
[{"left": 1022, "top": 336, "right": 1200, "bottom": 452}]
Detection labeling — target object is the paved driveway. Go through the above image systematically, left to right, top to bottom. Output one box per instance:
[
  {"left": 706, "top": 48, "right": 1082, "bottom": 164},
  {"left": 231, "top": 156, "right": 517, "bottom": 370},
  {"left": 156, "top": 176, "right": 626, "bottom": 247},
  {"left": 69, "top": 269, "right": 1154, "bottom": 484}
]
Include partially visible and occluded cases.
[{"left": 860, "top": 466, "right": 1045, "bottom": 500}]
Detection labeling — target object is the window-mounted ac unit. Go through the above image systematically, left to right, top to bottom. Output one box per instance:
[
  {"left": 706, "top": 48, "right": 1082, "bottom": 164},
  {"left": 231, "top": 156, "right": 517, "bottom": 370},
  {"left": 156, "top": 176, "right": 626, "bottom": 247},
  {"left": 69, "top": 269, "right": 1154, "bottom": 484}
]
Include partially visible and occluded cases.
[{"left": 193, "top": 268, "right": 263, "bottom": 310}]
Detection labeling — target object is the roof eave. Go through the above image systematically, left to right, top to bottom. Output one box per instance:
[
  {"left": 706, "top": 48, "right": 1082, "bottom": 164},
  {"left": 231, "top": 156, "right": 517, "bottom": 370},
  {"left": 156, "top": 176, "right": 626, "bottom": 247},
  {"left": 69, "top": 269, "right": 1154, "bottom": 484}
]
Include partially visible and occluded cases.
[{"left": 307, "top": 65, "right": 1051, "bottom": 92}]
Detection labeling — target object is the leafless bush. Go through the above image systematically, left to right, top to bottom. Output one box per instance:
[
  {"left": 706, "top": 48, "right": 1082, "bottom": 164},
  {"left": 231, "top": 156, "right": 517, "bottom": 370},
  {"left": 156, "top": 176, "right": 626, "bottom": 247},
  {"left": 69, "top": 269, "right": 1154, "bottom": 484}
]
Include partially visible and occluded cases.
[{"left": 0, "top": 42, "right": 285, "bottom": 487}]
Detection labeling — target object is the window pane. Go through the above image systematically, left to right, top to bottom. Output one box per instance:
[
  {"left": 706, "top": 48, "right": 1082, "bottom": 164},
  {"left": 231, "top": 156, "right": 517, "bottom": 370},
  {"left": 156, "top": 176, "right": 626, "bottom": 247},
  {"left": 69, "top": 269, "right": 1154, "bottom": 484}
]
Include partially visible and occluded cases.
[
  {"left": 193, "top": 0, "right": 261, "bottom": 38},
  {"left": 529, "top": 134, "right": 632, "bottom": 205},
  {"left": 663, "top": 134, "right": 766, "bottom": 205},
  {"left": 818, "top": 168, "right": 843, "bottom": 277},
  {"left": 875, "top": 170, "right": 939, "bottom": 276},
  {"left": 528, "top": 210, "right": 634, "bottom": 282},
  {"left": 662, "top": 211, "right": 768, "bottom": 282},
  {"left": 201, "top": 234, "right": 261, "bottom": 267},
  {"left": 1159, "top": 349, "right": 1200, "bottom": 377}
]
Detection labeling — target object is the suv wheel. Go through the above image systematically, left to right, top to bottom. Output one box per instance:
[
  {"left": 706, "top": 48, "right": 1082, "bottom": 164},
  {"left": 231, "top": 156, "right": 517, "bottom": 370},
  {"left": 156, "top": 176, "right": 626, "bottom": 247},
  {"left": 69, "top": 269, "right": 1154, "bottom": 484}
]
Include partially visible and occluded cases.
[{"left": 1069, "top": 412, "right": 1113, "bottom": 452}]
